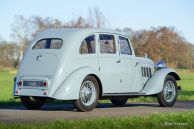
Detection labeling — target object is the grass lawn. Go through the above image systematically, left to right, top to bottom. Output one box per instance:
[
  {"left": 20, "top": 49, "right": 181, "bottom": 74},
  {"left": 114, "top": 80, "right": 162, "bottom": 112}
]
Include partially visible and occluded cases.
[
  {"left": 0, "top": 68, "right": 194, "bottom": 105},
  {"left": 0, "top": 69, "right": 194, "bottom": 128},
  {"left": 0, "top": 70, "right": 15, "bottom": 103},
  {"left": 178, "top": 73, "right": 194, "bottom": 91},
  {"left": 0, "top": 111, "right": 194, "bottom": 129}
]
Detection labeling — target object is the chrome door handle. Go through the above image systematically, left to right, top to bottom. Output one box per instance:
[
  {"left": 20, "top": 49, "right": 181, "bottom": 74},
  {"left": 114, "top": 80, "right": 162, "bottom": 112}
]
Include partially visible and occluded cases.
[{"left": 116, "top": 60, "right": 121, "bottom": 63}]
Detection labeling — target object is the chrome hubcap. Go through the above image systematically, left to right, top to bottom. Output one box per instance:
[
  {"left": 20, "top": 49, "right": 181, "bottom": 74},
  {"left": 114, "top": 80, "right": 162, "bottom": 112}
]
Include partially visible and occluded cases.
[
  {"left": 163, "top": 80, "right": 176, "bottom": 102},
  {"left": 80, "top": 81, "right": 96, "bottom": 106}
]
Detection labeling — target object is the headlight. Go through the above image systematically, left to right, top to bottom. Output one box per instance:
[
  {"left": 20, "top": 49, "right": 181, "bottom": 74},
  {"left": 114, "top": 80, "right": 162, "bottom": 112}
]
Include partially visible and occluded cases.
[{"left": 155, "top": 60, "right": 167, "bottom": 70}]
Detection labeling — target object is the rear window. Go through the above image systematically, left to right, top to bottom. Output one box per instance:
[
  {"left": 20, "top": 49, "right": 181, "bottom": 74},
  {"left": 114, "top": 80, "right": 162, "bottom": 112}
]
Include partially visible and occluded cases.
[{"left": 33, "top": 38, "right": 63, "bottom": 49}]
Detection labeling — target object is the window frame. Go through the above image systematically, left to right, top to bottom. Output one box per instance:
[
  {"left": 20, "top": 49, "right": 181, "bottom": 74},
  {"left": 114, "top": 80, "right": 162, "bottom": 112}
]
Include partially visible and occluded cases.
[
  {"left": 99, "top": 34, "right": 116, "bottom": 54},
  {"left": 79, "top": 35, "right": 96, "bottom": 54},
  {"left": 118, "top": 36, "right": 132, "bottom": 55},
  {"left": 32, "top": 38, "right": 63, "bottom": 50}
]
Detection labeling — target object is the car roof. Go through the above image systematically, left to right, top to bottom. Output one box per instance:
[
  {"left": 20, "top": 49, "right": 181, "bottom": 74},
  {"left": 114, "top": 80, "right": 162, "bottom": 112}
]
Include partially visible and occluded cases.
[
  {"left": 30, "top": 28, "right": 132, "bottom": 55},
  {"left": 32, "top": 28, "right": 128, "bottom": 51},
  {"left": 40, "top": 28, "right": 125, "bottom": 37}
]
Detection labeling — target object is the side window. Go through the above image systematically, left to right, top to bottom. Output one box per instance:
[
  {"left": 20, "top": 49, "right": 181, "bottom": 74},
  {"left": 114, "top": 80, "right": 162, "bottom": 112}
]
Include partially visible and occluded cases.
[
  {"left": 99, "top": 34, "right": 116, "bottom": 54},
  {"left": 80, "top": 35, "right": 95, "bottom": 54},
  {"left": 119, "top": 36, "right": 132, "bottom": 55}
]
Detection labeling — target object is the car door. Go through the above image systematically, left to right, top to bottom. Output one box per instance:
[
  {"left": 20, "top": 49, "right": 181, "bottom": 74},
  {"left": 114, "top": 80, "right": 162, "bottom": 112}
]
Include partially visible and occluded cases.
[
  {"left": 98, "top": 34, "right": 122, "bottom": 93},
  {"left": 118, "top": 36, "right": 142, "bottom": 92}
]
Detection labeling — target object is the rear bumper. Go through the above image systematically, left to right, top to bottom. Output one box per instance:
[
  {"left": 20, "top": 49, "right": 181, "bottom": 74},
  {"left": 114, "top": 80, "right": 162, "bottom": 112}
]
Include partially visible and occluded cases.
[
  {"left": 13, "top": 76, "right": 52, "bottom": 97},
  {"left": 14, "top": 88, "right": 49, "bottom": 97}
]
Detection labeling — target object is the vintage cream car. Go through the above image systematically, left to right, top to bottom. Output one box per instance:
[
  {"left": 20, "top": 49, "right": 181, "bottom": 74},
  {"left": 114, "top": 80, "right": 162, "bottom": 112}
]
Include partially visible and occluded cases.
[{"left": 13, "top": 28, "right": 181, "bottom": 111}]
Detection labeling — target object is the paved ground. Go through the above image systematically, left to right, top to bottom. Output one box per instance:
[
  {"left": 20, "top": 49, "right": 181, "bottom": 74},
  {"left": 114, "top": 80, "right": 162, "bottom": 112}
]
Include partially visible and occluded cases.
[{"left": 0, "top": 100, "right": 194, "bottom": 123}]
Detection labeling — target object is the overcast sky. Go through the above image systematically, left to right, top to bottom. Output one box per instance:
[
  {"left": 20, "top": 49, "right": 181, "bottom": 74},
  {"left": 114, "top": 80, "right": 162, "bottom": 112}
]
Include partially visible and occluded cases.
[{"left": 1, "top": 0, "right": 194, "bottom": 43}]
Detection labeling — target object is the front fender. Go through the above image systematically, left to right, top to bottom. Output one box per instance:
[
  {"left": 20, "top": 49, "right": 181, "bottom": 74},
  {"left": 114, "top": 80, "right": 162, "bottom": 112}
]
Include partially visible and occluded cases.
[
  {"left": 51, "top": 67, "right": 99, "bottom": 100},
  {"left": 141, "top": 68, "right": 180, "bottom": 95}
]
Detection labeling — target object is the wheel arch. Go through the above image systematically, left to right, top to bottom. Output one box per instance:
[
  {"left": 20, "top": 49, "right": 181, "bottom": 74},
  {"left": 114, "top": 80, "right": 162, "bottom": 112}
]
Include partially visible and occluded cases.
[
  {"left": 51, "top": 67, "right": 100, "bottom": 100},
  {"left": 140, "top": 68, "right": 180, "bottom": 95},
  {"left": 168, "top": 72, "right": 181, "bottom": 80},
  {"left": 88, "top": 74, "right": 103, "bottom": 98}
]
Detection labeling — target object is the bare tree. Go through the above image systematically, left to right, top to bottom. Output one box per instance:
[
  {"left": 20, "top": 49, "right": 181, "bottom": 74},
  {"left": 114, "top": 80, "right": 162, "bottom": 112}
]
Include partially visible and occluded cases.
[
  {"left": 93, "top": 7, "right": 106, "bottom": 28},
  {"left": 87, "top": 8, "right": 94, "bottom": 27},
  {"left": 11, "top": 15, "right": 33, "bottom": 61},
  {"left": 0, "top": 35, "right": 3, "bottom": 42},
  {"left": 0, "top": 41, "right": 19, "bottom": 68}
]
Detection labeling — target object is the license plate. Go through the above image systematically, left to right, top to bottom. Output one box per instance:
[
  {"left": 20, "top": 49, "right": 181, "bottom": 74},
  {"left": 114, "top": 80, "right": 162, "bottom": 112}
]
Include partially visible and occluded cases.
[{"left": 23, "top": 81, "right": 43, "bottom": 87}]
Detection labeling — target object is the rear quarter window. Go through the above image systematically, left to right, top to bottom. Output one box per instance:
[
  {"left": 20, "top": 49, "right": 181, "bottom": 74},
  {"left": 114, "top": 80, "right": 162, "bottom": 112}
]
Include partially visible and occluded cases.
[
  {"left": 80, "top": 35, "right": 95, "bottom": 54},
  {"left": 33, "top": 38, "right": 63, "bottom": 49}
]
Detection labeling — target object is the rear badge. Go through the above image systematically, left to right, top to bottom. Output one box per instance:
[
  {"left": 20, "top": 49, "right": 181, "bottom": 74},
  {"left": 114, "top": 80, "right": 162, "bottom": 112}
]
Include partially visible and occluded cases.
[{"left": 36, "top": 55, "right": 43, "bottom": 62}]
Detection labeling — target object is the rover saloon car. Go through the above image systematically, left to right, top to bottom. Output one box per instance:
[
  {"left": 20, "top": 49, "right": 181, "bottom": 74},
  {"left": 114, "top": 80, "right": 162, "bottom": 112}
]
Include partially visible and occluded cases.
[{"left": 13, "top": 28, "right": 181, "bottom": 111}]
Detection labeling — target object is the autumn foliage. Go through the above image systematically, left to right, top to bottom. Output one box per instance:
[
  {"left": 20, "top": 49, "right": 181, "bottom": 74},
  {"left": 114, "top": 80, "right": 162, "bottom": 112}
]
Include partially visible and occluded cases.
[{"left": 129, "top": 27, "right": 194, "bottom": 68}]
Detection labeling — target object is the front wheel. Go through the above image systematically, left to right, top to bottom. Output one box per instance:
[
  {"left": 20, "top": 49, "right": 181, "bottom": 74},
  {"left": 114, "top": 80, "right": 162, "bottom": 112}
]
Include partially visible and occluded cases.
[
  {"left": 157, "top": 75, "right": 177, "bottom": 107},
  {"left": 74, "top": 76, "right": 99, "bottom": 112},
  {"left": 20, "top": 96, "right": 45, "bottom": 110}
]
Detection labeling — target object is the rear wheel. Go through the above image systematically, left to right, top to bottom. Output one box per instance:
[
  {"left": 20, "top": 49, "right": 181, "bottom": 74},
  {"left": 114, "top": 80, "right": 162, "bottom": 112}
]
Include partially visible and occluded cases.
[
  {"left": 157, "top": 75, "right": 177, "bottom": 107},
  {"left": 74, "top": 76, "right": 99, "bottom": 112},
  {"left": 20, "top": 96, "right": 45, "bottom": 110},
  {"left": 110, "top": 97, "right": 128, "bottom": 106}
]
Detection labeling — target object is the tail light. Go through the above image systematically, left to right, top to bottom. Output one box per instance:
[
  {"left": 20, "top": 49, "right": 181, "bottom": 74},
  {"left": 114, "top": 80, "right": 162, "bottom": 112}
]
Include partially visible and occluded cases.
[
  {"left": 17, "top": 81, "right": 22, "bottom": 86},
  {"left": 43, "top": 81, "right": 47, "bottom": 87},
  {"left": 15, "top": 90, "right": 19, "bottom": 94}
]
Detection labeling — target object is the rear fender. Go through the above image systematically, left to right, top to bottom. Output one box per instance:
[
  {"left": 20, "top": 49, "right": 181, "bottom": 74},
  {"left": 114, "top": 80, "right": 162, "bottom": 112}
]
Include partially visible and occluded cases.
[
  {"left": 51, "top": 67, "right": 99, "bottom": 100},
  {"left": 140, "top": 68, "right": 180, "bottom": 95}
]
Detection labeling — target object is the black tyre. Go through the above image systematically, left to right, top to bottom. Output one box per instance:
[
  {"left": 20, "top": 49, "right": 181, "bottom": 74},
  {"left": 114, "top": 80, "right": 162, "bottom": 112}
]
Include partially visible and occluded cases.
[
  {"left": 157, "top": 75, "right": 177, "bottom": 107},
  {"left": 74, "top": 76, "right": 99, "bottom": 112},
  {"left": 20, "top": 96, "right": 45, "bottom": 110},
  {"left": 110, "top": 97, "right": 128, "bottom": 106}
]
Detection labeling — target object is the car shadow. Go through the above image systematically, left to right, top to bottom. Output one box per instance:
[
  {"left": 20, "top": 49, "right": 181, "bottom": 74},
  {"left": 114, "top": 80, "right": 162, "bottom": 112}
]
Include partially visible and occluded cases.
[
  {"left": 0, "top": 100, "right": 193, "bottom": 111},
  {"left": 0, "top": 102, "right": 160, "bottom": 111},
  {"left": 41, "top": 102, "right": 160, "bottom": 111},
  {"left": 97, "top": 102, "right": 159, "bottom": 108}
]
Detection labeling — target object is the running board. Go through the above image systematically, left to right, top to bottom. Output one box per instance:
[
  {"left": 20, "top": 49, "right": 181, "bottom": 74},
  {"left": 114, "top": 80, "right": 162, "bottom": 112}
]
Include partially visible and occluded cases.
[{"left": 103, "top": 92, "right": 146, "bottom": 96}]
